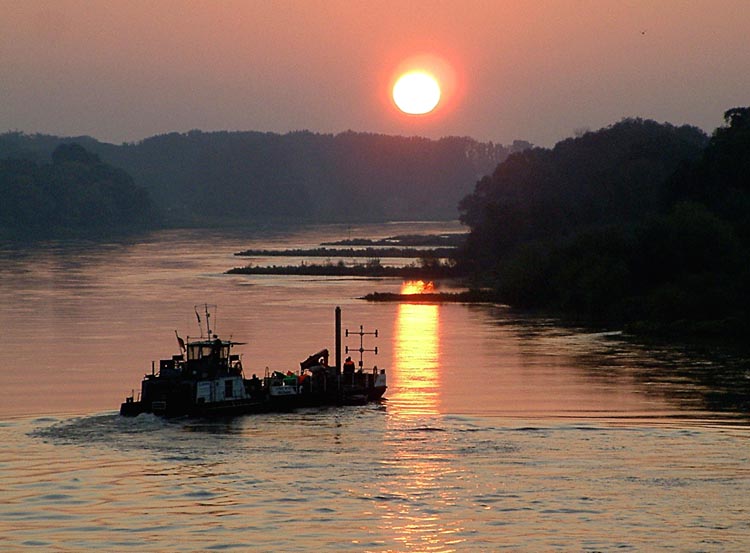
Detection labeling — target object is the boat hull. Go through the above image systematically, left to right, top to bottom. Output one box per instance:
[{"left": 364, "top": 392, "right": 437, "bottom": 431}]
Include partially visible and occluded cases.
[{"left": 120, "top": 386, "right": 387, "bottom": 418}]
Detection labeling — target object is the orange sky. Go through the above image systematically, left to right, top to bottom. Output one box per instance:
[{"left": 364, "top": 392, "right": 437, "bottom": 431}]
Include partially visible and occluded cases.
[{"left": 1, "top": 0, "right": 748, "bottom": 146}]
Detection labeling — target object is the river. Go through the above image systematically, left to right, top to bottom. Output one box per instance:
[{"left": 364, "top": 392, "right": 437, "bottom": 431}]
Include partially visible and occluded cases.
[{"left": 0, "top": 221, "right": 748, "bottom": 551}]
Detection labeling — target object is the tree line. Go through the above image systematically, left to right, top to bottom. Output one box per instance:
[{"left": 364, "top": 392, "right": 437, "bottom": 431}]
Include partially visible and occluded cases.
[
  {"left": 457, "top": 109, "right": 750, "bottom": 339},
  {"left": 1, "top": 130, "right": 529, "bottom": 227},
  {"left": 0, "top": 143, "right": 156, "bottom": 236}
]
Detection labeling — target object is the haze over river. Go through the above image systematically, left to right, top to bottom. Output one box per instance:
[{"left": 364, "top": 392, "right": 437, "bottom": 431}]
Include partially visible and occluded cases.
[{"left": 1, "top": 221, "right": 748, "bottom": 551}]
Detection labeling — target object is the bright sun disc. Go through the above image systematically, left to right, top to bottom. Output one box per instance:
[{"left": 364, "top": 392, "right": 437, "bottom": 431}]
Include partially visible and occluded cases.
[{"left": 392, "top": 71, "right": 441, "bottom": 115}]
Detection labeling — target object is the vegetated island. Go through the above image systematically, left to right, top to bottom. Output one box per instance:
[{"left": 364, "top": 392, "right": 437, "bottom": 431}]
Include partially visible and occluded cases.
[
  {"left": 230, "top": 232, "right": 463, "bottom": 275},
  {"left": 234, "top": 232, "right": 466, "bottom": 258},
  {"left": 321, "top": 233, "right": 467, "bottom": 247},
  {"left": 234, "top": 246, "right": 456, "bottom": 258},
  {"left": 226, "top": 258, "right": 459, "bottom": 279},
  {"left": 360, "top": 290, "right": 499, "bottom": 303}
]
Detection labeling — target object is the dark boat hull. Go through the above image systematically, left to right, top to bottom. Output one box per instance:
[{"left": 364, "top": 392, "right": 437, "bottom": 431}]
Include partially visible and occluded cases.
[{"left": 120, "top": 386, "right": 387, "bottom": 418}]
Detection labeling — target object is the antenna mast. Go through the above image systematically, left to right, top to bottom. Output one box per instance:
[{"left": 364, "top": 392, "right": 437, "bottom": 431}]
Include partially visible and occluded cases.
[
  {"left": 194, "top": 304, "right": 217, "bottom": 338},
  {"left": 345, "top": 324, "right": 378, "bottom": 369}
]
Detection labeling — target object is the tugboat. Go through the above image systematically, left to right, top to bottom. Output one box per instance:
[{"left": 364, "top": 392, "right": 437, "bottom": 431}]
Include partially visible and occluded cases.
[{"left": 120, "top": 305, "right": 387, "bottom": 417}]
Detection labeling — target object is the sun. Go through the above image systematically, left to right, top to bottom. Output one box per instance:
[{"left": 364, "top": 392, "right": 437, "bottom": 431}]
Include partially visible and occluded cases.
[{"left": 392, "top": 71, "right": 441, "bottom": 115}]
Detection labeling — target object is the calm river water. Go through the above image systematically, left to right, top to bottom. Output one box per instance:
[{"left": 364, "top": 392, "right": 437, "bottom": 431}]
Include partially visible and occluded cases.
[{"left": 1, "top": 221, "right": 748, "bottom": 551}]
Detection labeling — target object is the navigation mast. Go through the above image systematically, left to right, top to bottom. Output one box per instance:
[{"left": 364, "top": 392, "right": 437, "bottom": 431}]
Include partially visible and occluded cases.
[
  {"left": 194, "top": 303, "right": 217, "bottom": 338},
  {"left": 345, "top": 324, "right": 379, "bottom": 369}
]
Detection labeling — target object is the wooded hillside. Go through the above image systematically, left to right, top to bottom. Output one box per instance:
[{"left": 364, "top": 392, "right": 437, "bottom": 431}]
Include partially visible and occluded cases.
[{"left": 1, "top": 130, "right": 529, "bottom": 225}]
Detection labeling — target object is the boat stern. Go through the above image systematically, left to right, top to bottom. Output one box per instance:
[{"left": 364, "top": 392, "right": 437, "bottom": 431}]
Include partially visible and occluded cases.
[{"left": 120, "top": 396, "right": 145, "bottom": 417}]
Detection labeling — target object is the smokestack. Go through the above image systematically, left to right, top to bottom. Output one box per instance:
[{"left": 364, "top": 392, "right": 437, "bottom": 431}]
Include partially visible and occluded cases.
[{"left": 335, "top": 306, "right": 341, "bottom": 374}]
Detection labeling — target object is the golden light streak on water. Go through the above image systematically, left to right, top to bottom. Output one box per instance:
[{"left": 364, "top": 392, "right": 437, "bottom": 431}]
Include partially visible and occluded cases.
[
  {"left": 391, "top": 303, "right": 440, "bottom": 416},
  {"left": 384, "top": 304, "right": 466, "bottom": 551},
  {"left": 377, "top": 425, "right": 467, "bottom": 552}
]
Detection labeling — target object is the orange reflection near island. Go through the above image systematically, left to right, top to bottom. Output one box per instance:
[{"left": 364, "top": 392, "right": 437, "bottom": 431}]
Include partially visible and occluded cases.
[
  {"left": 400, "top": 279, "right": 434, "bottom": 294},
  {"left": 391, "top": 302, "right": 441, "bottom": 416}
]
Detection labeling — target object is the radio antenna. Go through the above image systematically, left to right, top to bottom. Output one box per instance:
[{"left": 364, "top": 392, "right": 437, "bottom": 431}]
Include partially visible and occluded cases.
[{"left": 345, "top": 324, "right": 378, "bottom": 369}]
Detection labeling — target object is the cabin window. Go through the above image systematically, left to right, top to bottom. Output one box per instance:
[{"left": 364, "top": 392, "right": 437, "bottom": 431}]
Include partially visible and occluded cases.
[
  {"left": 187, "top": 344, "right": 228, "bottom": 361},
  {"left": 225, "top": 379, "right": 233, "bottom": 398}
]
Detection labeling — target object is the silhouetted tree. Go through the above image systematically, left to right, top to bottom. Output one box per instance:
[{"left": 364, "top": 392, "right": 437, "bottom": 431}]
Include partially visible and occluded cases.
[
  {"left": 457, "top": 112, "right": 750, "bottom": 338},
  {"left": 459, "top": 118, "right": 707, "bottom": 269},
  {"left": 0, "top": 143, "right": 157, "bottom": 235}
]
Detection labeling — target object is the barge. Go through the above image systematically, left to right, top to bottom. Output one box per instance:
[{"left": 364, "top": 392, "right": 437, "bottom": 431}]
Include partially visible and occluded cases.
[{"left": 120, "top": 305, "right": 386, "bottom": 417}]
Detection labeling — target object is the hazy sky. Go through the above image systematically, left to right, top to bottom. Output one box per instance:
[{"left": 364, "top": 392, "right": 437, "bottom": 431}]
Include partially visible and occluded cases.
[{"left": 1, "top": 0, "right": 748, "bottom": 146}]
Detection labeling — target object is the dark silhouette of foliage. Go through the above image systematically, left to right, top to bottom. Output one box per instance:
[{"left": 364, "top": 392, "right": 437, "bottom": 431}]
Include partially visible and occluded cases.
[
  {"left": 665, "top": 107, "right": 750, "bottom": 222},
  {"left": 459, "top": 113, "right": 750, "bottom": 339},
  {"left": 458, "top": 118, "right": 708, "bottom": 269},
  {"left": 1, "top": 130, "right": 521, "bottom": 225},
  {"left": 0, "top": 143, "right": 157, "bottom": 236},
  {"left": 227, "top": 259, "right": 459, "bottom": 279}
]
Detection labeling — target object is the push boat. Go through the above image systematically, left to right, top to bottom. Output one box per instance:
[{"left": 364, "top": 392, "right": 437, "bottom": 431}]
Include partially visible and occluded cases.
[{"left": 120, "top": 306, "right": 387, "bottom": 417}]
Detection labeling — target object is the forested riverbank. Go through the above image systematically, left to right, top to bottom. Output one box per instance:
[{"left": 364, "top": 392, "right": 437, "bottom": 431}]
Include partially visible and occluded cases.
[{"left": 456, "top": 110, "right": 750, "bottom": 341}]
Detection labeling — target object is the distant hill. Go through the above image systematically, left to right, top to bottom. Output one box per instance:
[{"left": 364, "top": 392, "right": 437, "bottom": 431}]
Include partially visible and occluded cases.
[{"left": 0, "top": 130, "right": 530, "bottom": 225}]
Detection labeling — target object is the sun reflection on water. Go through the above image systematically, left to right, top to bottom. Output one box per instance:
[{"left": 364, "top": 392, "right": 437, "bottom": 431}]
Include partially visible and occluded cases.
[
  {"left": 400, "top": 280, "right": 435, "bottom": 294},
  {"left": 391, "top": 303, "right": 441, "bottom": 416},
  {"left": 383, "top": 304, "right": 466, "bottom": 549},
  {"left": 377, "top": 441, "right": 466, "bottom": 551}
]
